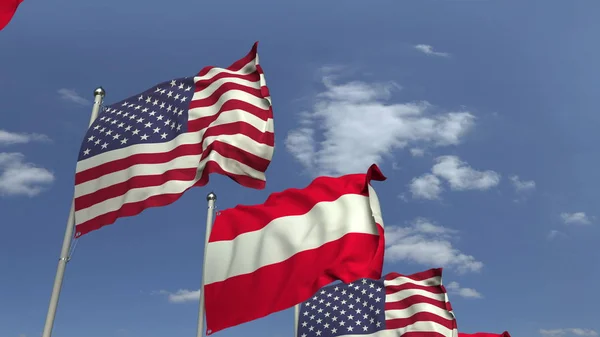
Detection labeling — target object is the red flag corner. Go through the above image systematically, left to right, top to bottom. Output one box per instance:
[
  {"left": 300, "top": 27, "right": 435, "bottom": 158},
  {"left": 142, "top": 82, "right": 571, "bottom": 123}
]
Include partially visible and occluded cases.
[{"left": 0, "top": 0, "right": 23, "bottom": 31}]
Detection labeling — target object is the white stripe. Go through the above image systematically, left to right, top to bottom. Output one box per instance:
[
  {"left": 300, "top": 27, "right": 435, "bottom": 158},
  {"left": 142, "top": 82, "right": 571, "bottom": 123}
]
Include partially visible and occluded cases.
[
  {"left": 194, "top": 57, "right": 257, "bottom": 81},
  {"left": 191, "top": 77, "right": 263, "bottom": 101},
  {"left": 188, "top": 89, "right": 271, "bottom": 120},
  {"left": 76, "top": 117, "right": 273, "bottom": 173},
  {"left": 74, "top": 149, "right": 264, "bottom": 225},
  {"left": 368, "top": 184, "right": 384, "bottom": 228},
  {"left": 205, "top": 190, "right": 382, "bottom": 284},
  {"left": 384, "top": 275, "right": 441, "bottom": 288},
  {"left": 385, "top": 288, "right": 448, "bottom": 305},
  {"left": 385, "top": 302, "right": 456, "bottom": 322},
  {"left": 340, "top": 322, "right": 457, "bottom": 337}
]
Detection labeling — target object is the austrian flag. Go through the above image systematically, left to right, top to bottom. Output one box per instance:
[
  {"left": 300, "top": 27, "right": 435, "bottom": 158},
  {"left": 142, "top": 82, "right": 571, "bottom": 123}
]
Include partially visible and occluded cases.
[
  {"left": 73, "top": 42, "right": 274, "bottom": 237},
  {"left": 204, "top": 164, "right": 387, "bottom": 334}
]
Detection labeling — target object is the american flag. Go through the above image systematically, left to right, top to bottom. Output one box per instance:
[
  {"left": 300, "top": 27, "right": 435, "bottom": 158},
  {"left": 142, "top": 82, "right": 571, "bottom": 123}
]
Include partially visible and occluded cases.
[
  {"left": 73, "top": 42, "right": 274, "bottom": 237},
  {"left": 297, "top": 269, "right": 458, "bottom": 337}
]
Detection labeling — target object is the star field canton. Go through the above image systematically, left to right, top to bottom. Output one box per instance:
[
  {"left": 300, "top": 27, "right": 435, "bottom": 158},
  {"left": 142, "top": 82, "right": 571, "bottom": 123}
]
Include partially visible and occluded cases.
[
  {"left": 79, "top": 78, "right": 193, "bottom": 159},
  {"left": 299, "top": 279, "right": 386, "bottom": 337}
]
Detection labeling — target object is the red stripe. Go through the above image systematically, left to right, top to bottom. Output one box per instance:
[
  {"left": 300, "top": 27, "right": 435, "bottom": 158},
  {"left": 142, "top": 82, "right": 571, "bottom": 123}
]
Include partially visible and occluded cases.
[
  {"left": 0, "top": 0, "right": 22, "bottom": 31},
  {"left": 197, "top": 42, "right": 258, "bottom": 76},
  {"left": 194, "top": 71, "right": 260, "bottom": 88},
  {"left": 189, "top": 82, "right": 266, "bottom": 109},
  {"left": 187, "top": 99, "right": 271, "bottom": 131},
  {"left": 194, "top": 121, "right": 274, "bottom": 146},
  {"left": 75, "top": 141, "right": 270, "bottom": 210},
  {"left": 74, "top": 160, "right": 266, "bottom": 237},
  {"left": 209, "top": 164, "right": 386, "bottom": 242},
  {"left": 204, "top": 225, "right": 385, "bottom": 335},
  {"left": 385, "top": 269, "right": 442, "bottom": 282},
  {"left": 385, "top": 282, "right": 447, "bottom": 296},
  {"left": 385, "top": 294, "right": 452, "bottom": 312},
  {"left": 386, "top": 311, "right": 457, "bottom": 331},
  {"left": 402, "top": 332, "right": 453, "bottom": 337},
  {"left": 459, "top": 333, "right": 511, "bottom": 337}
]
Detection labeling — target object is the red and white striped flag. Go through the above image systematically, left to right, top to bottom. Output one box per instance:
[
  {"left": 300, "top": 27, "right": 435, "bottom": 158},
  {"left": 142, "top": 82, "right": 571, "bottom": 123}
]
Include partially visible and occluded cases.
[
  {"left": 74, "top": 42, "right": 273, "bottom": 237},
  {"left": 203, "top": 164, "right": 387, "bottom": 334},
  {"left": 297, "top": 268, "right": 458, "bottom": 337},
  {"left": 459, "top": 332, "right": 511, "bottom": 337}
]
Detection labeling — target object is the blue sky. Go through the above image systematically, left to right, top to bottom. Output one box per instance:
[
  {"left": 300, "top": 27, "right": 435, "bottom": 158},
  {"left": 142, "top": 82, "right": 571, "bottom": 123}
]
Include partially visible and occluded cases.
[{"left": 1, "top": 1, "right": 599, "bottom": 337}]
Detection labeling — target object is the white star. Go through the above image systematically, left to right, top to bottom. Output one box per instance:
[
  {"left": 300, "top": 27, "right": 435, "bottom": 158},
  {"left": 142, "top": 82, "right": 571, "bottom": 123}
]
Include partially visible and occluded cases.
[
  {"left": 170, "top": 80, "right": 176, "bottom": 86},
  {"left": 178, "top": 83, "right": 184, "bottom": 89},
  {"left": 185, "top": 86, "right": 192, "bottom": 91},
  {"left": 160, "top": 89, "right": 166, "bottom": 94},
  {"left": 167, "top": 91, "right": 173, "bottom": 97},
  {"left": 174, "top": 94, "right": 180, "bottom": 100},
  {"left": 138, "top": 95, "right": 143, "bottom": 101},
  {"left": 179, "top": 96, "right": 187, "bottom": 102},
  {"left": 145, "top": 97, "right": 152, "bottom": 103},
  {"left": 153, "top": 99, "right": 159, "bottom": 106},
  {"left": 121, "top": 101, "right": 129, "bottom": 106},
  {"left": 159, "top": 102, "right": 165, "bottom": 109},
  {"left": 134, "top": 105, "right": 141, "bottom": 110},
  {"left": 166, "top": 105, "right": 172, "bottom": 112},
  {"left": 142, "top": 107, "right": 149, "bottom": 113},
  {"left": 149, "top": 111, "right": 157, "bottom": 116},
  {"left": 157, "top": 115, "right": 164, "bottom": 121},
  {"left": 136, "top": 117, "right": 144, "bottom": 123},
  {"left": 110, "top": 119, "right": 118, "bottom": 125},
  {"left": 164, "top": 119, "right": 171, "bottom": 126},
  {"left": 118, "top": 122, "right": 125, "bottom": 128},
  {"left": 145, "top": 122, "right": 153, "bottom": 128},
  {"left": 176, "top": 124, "right": 182, "bottom": 131},
  {"left": 93, "top": 125, "right": 100, "bottom": 130},
  {"left": 153, "top": 127, "right": 160, "bottom": 133},
  {"left": 132, "top": 129, "right": 140, "bottom": 135},
  {"left": 106, "top": 130, "right": 113, "bottom": 136},
  {"left": 160, "top": 132, "right": 168, "bottom": 139},
  {"left": 112, "top": 133, "right": 120, "bottom": 140},
  {"left": 140, "top": 134, "right": 149, "bottom": 140},
  {"left": 87, "top": 135, "right": 95, "bottom": 142},
  {"left": 120, "top": 138, "right": 128, "bottom": 145},
  {"left": 94, "top": 139, "right": 101, "bottom": 145},
  {"left": 101, "top": 142, "right": 108, "bottom": 149},
  {"left": 83, "top": 149, "right": 90, "bottom": 155},
  {"left": 362, "top": 279, "right": 367, "bottom": 284},
  {"left": 369, "top": 283, "right": 375, "bottom": 288},
  {"left": 361, "top": 289, "right": 367, "bottom": 295},
  {"left": 375, "top": 297, "right": 381, "bottom": 302},
  {"left": 303, "top": 311, "right": 309, "bottom": 316},
  {"left": 348, "top": 314, "right": 354, "bottom": 320},
  {"left": 310, "top": 315, "right": 315, "bottom": 320},
  {"left": 332, "top": 316, "right": 338, "bottom": 321},
  {"left": 316, "top": 318, "right": 322, "bottom": 324},
  {"left": 355, "top": 319, "right": 362, "bottom": 325},
  {"left": 302, "top": 321, "right": 308, "bottom": 326},
  {"left": 339, "top": 321, "right": 345, "bottom": 326},
  {"left": 376, "top": 321, "right": 382, "bottom": 328},
  {"left": 308, "top": 326, "right": 314, "bottom": 332},
  {"left": 347, "top": 326, "right": 354, "bottom": 332},
  {"left": 363, "top": 326, "right": 368, "bottom": 331},
  {"left": 331, "top": 328, "right": 337, "bottom": 333},
  {"left": 315, "top": 330, "right": 322, "bottom": 336}
]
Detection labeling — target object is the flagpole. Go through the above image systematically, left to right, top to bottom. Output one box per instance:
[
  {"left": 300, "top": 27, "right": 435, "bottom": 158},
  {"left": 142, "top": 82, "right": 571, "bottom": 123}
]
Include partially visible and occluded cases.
[
  {"left": 41, "top": 87, "right": 105, "bottom": 337},
  {"left": 196, "top": 192, "right": 217, "bottom": 337},
  {"left": 294, "top": 304, "right": 300, "bottom": 337}
]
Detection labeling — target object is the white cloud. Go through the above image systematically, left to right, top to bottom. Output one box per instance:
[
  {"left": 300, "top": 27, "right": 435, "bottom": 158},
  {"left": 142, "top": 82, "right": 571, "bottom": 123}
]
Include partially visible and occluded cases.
[
  {"left": 414, "top": 44, "right": 450, "bottom": 57},
  {"left": 285, "top": 71, "right": 475, "bottom": 176},
  {"left": 58, "top": 88, "right": 90, "bottom": 105},
  {"left": 0, "top": 130, "right": 50, "bottom": 146},
  {"left": 410, "top": 148, "right": 425, "bottom": 157},
  {"left": 0, "top": 152, "right": 54, "bottom": 197},
  {"left": 0, "top": 153, "right": 54, "bottom": 197},
  {"left": 409, "top": 156, "right": 500, "bottom": 200},
  {"left": 432, "top": 156, "right": 500, "bottom": 190},
  {"left": 409, "top": 174, "right": 443, "bottom": 200},
  {"left": 510, "top": 175, "right": 536, "bottom": 192},
  {"left": 561, "top": 212, "right": 592, "bottom": 225},
  {"left": 385, "top": 218, "right": 483, "bottom": 273},
  {"left": 547, "top": 230, "right": 566, "bottom": 240},
  {"left": 445, "top": 281, "right": 483, "bottom": 299},
  {"left": 155, "top": 289, "right": 200, "bottom": 303},
  {"left": 540, "top": 328, "right": 598, "bottom": 337}
]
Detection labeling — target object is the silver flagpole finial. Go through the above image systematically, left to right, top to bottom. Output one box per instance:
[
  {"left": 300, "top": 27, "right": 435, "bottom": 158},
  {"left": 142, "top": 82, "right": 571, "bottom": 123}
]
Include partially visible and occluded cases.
[
  {"left": 94, "top": 87, "right": 105, "bottom": 98},
  {"left": 207, "top": 192, "right": 217, "bottom": 201}
]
